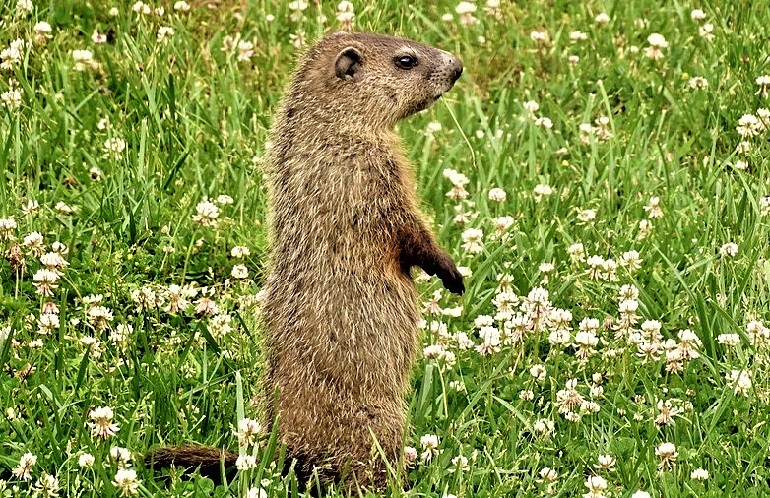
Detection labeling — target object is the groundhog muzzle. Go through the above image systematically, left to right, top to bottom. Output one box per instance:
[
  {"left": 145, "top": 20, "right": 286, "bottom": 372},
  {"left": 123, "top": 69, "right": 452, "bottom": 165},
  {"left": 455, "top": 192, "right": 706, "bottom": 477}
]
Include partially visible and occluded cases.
[{"left": 146, "top": 31, "right": 465, "bottom": 493}]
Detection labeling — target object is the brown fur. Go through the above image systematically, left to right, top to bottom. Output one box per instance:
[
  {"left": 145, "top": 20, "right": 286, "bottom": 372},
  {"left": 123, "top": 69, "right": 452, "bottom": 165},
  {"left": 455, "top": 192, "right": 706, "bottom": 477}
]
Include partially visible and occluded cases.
[
  {"left": 146, "top": 31, "right": 464, "bottom": 492},
  {"left": 145, "top": 445, "right": 237, "bottom": 483}
]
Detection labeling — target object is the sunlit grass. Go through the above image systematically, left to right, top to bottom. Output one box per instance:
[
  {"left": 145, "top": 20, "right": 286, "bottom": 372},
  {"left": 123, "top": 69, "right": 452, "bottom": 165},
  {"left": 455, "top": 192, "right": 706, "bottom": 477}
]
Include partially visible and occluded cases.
[{"left": 1, "top": 0, "right": 770, "bottom": 497}]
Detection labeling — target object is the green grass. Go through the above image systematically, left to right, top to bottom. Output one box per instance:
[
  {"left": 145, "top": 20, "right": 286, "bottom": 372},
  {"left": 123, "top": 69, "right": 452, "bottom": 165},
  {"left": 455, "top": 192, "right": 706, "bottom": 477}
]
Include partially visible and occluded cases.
[{"left": 2, "top": 0, "right": 770, "bottom": 496}]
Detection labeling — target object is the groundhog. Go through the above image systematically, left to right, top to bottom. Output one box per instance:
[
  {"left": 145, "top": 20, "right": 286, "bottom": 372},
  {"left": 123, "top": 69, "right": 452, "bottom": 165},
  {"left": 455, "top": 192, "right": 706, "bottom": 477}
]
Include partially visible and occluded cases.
[{"left": 147, "top": 31, "right": 464, "bottom": 492}]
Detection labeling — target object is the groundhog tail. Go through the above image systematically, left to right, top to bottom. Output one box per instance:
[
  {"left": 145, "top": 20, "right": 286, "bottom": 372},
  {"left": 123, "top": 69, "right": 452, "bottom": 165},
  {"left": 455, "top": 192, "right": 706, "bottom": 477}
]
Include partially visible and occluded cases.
[{"left": 145, "top": 445, "right": 239, "bottom": 482}]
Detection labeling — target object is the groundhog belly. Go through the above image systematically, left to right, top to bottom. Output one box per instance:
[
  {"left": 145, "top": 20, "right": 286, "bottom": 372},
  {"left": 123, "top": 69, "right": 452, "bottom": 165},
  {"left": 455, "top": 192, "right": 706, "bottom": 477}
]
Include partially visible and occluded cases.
[
  {"left": 262, "top": 267, "right": 419, "bottom": 472},
  {"left": 265, "top": 267, "right": 419, "bottom": 389}
]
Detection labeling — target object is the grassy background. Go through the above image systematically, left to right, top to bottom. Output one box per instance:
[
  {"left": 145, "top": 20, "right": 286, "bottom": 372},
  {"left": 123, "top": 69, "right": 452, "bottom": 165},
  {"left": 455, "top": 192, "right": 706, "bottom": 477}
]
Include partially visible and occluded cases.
[{"left": 1, "top": 0, "right": 770, "bottom": 496}]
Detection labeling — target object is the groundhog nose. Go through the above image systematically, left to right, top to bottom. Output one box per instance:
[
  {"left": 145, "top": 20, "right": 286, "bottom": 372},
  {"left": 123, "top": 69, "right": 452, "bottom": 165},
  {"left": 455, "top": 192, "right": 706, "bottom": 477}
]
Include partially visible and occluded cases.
[{"left": 450, "top": 59, "right": 463, "bottom": 83}]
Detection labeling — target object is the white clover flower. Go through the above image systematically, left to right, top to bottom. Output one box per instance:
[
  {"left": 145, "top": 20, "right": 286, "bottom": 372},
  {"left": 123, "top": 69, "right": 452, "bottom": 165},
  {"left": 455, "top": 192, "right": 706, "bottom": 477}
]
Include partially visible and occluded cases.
[
  {"left": 16, "top": 0, "right": 33, "bottom": 15},
  {"left": 288, "top": 0, "right": 308, "bottom": 10},
  {"left": 132, "top": 1, "right": 151, "bottom": 14},
  {"left": 174, "top": 1, "right": 191, "bottom": 11},
  {"left": 336, "top": 1, "right": 355, "bottom": 25},
  {"left": 455, "top": 1, "right": 476, "bottom": 14},
  {"left": 455, "top": 1, "right": 478, "bottom": 25},
  {"left": 690, "top": 9, "right": 706, "bottom": 21},
  {"left": 595, "top": 12, "right": 610, "bottom": 25},
  {"left": 34, "top": 21, "right": 52, "bottom": 34},
  {"left": 699, "top": 22, "right": 714, "bottom": 41},
  {"left": 157, "top": 26, "right": 175, "bottom": 43},
  {"left": 530, "top": 30, "right": 548, "bottom": 44},
  {"left": 644, "top": 33, "right": 668, "bottom": 60},
  {"left": 647, "top": 33, "right": 668, "bottom": 48},
  {"left": 0, "top": 39, "right": 25, "bottom": 70},
  {"left": 231, "top": 40, "right": 253, "bottom": 61},
  {"left": 73, "top": 49, "right": 99, "bottom": 71},
  {"left": 756, "top": 75, "right": 770, "bottom": 98},
  {"left": 688, "top": 76, "right": 708, "bottom": 89},
  {"left": 1, "top": 81, "right": 23, "bottom": 110},
  {"left": 523, "top": 100, "right": 540, "bottom": 113},
  {"left": 736, "top": 114, "right": 761, "bottom": 137},
  {"left": 534, "top": 116, "right": 553, "bottom": 129},
  {"left": 104, "top": 137, "right": 126, "bottom": 158},
  {"left": 442, "top": 168, "right": 470, "bottom": 187},
  {"left": 533, "top": 183, "right": 553, "bottom": 201},
  {"left": 488, "top": 187, "right": 506, "bottom": 202},
  {"left": 759, "top": 195, "right": 770, "bottom": 216},
  {"left": 643, "top": 196, "right": 663, "bottom": 218},
  {"left": 21, "top": 198, "right": 39, "bottom": 216},
  {"left": 192, "top": 199, "right": 220, "bottom": 226},
  {"left": 577, "top": 208, "right": 596, "bottom": 222},
  {"left": 491, "top": 216, "right": 514, "bottom": 238},
  {"left": 0, "top": 217, "right": 17, "bottom": 240},
  {"left": 461, "top": 227, "right": 484, "bottom": 253},
  {"left": 567, "top": 242, "right": 585, "bottom": 261},
  {"left": 719, "top": 242, "right": 738, "bottom": 257},
  {"left": 230, "top": 246, "right": 251, "bottom": 258},
  {"left": 621, "top": 250, "right": 642, "bottom": 271},
  {"left": 40, "top": 251, "right": 69, "bottom": 272},
  {"left": 539, "top": 262, "right": 554, "bottom": 274},
  {"left": 231, "top": 264, "right": 249, "bottom": 279},
  {"left": 33, "top": 269, "right": 59, "bottom": 296},
  {"left": 195, "top": 297, "right": 219, "bottom": 316},
  {"left": 87, "top": 305, "right": 114, "bottom": 331},
  {"left": 37, "top": 313, "right": 60, "bottom": 335},
  {"left": 208, "top": 313, "right": 232, "bottom": 340},
  {"left": 746, "top": 320, "right": 770, "bottom": 347},
  {"left": 475, "top": 326, "right": 501, "bottom": 355},
  {"left": 717, "top": 333, "right": 740, "bottom": 346},
  {"left": 422, "top": 344, "right": 445, "bottom": 359},
  {"left": 529, "top": 364, "right": 546, "bottom": 381},
  {"left": 727, "top": 370, "right": 752, "bottom": 396},
  {"left": 556, "top": 378, "right": 584, "bottom": 416},
  {"left": 88, "top": 406, "right": 120, "bottom": 439},
  {"left": 234, "top": 418, "right": 263, "bottom": 447},
  {"left": 533, "top": 418, "right": 554, "bottom": 435},
  {"left": 420, "top": 434, "right": 439, "bottom": 462},
  {"left": 655, "top": 442, "right": 678, "bottom": 468},
  {"left": 110, "top": 446, "right": 132, "bottom": 467},
  {"left": 403, "top": 446, "right": 418, "bottom": 467},
  {"left": 12, "top": 452, "right": 37, "bottom": 480},
  {"left": 79, "top": 453, "right": 95, "bottom": 468},
  {"left": 235, "top": 454, "right": 258, "bottom": 470},
  {"left": 595, "top": 454, "right": 616, "bottom": 470},
  {"left": 450, "top": 455, "right": 469, "bottom": 472},
  {"left": 538, "top": 467, "right": 558, "bottom": 484},
  {"left": 691, "top": 467, "right": 709, "bottom": 480},
  {"left": 112, "top": 468, "right": 140, "bottom": 496},
  {"left": 33, "top": 472, "right": 59, "bottom": 497},
  {"left": 583, "top": 475, "right": 608, "bottom": 498},
  {"left": 246, "top": 488, "right": 268, "bottom": 498},
  {"left": 631, "top": 492, "right": 651, "bottom": 498}
]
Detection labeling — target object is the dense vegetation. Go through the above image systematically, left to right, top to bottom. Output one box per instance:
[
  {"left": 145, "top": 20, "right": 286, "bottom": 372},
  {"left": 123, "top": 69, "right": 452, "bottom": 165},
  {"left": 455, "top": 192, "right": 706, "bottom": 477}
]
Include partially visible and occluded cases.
[{"left": 1, "top": 0, "right": 769, "bottom": 496}]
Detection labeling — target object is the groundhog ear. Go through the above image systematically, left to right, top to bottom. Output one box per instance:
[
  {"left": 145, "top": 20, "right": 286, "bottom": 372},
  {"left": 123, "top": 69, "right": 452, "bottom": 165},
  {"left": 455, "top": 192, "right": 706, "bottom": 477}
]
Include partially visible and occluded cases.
[{"left": 334, "top": 47, "right": 362, "bottom": 80}]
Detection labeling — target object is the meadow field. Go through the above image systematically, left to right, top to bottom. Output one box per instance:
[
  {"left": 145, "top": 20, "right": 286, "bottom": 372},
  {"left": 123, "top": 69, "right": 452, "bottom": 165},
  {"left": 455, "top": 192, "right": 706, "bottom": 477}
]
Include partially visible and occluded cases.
[{"left": 2, "top": 0, "right": 770, "bottom": 496}]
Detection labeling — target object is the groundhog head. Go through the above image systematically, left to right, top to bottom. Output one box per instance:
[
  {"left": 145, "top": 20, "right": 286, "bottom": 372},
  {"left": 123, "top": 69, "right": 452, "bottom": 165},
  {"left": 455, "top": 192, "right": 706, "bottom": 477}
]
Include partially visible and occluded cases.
[{"left": 290, "top": 32, "right": 463, "bottom": 129}]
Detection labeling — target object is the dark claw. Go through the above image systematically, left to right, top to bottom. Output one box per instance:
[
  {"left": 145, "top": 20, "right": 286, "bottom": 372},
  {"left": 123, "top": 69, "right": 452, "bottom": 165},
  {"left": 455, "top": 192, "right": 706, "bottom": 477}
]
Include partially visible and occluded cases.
[
  {"left": 435, "top": 253, "right": 465, "bottom": 295},
  {"left": 442, "top": 273, "right": 465, "bottom": 295}
]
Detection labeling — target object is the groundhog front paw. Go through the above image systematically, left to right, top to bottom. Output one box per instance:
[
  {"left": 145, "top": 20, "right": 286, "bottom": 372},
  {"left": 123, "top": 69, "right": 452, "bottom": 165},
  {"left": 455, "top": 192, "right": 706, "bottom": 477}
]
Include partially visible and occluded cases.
[{"left": 435, "top": 253, "right": 465, "bottom": 295}]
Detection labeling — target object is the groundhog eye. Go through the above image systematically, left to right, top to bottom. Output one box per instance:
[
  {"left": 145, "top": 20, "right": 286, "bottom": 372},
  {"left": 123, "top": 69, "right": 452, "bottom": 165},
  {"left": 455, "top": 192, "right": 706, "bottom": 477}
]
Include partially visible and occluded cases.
[{"left": 395, "top": 55, "right": 417, "bottom": 70}]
